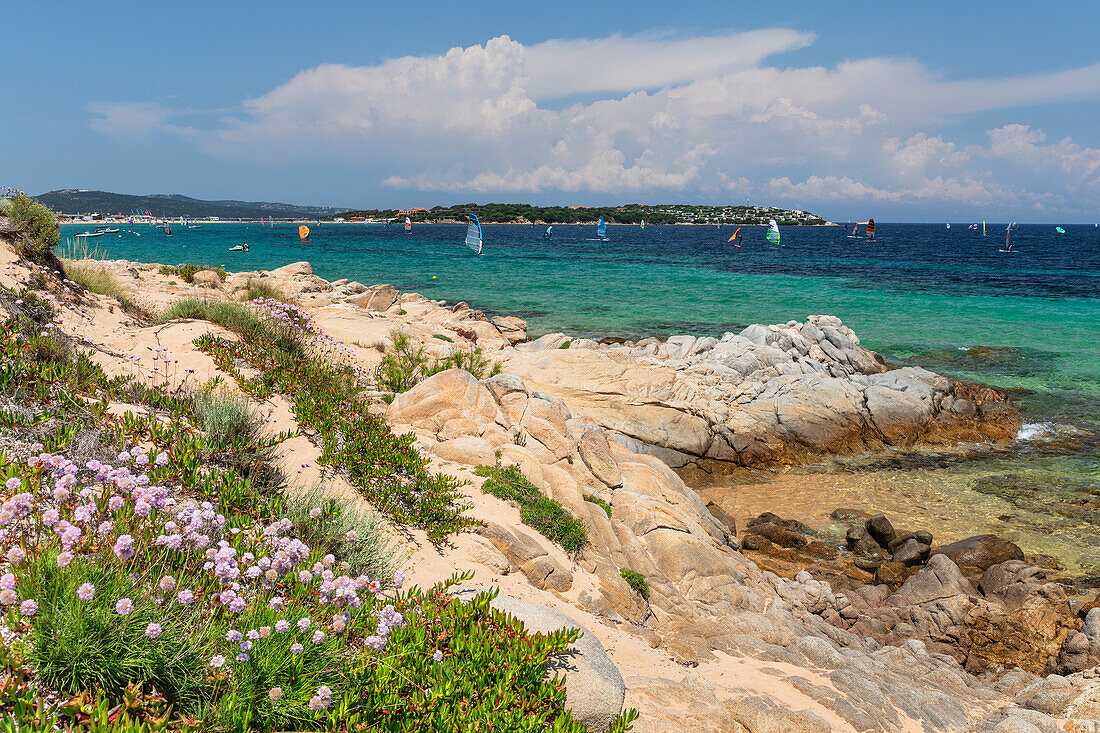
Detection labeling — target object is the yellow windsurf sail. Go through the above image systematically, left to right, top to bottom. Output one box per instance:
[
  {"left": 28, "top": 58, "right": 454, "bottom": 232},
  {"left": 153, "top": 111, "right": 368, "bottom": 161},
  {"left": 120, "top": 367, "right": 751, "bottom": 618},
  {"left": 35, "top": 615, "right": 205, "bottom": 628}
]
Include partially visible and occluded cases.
[
  {"left": 299, "top": 225, "right": 310, "bottom": 240},
  {"left": 727, "top": 227, "right": 741, "bottom": 243}
]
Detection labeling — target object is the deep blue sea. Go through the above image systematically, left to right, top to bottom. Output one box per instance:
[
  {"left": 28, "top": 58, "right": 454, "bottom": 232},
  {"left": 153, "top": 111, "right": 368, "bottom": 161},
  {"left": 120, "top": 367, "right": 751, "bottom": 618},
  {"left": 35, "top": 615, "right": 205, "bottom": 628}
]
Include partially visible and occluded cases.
[{"left": 60, "top": 221, "right": 1100, "bottom": 572}]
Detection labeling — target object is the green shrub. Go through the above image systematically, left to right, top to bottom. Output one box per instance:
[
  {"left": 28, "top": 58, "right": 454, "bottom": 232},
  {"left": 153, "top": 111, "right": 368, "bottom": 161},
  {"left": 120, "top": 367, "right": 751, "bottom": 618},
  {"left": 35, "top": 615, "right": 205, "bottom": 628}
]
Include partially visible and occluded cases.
[
  {"left": 5, "top": 194, "right": 59, "bottom": 263},
  {"left": 196, "top": 329, "right": 476, "bottom": 542},
  {"left": 373, "top": 330, "right": 433, "bottom": 393},
  {"left": 375, "top": 330, "right": 502, "bottom": 393},
  {"left": 432, "top": 333, "right": 453, "bottom": 342},
  {"left": 559, "top": 339, "right": 572, "bottom": 349},
  {"left": 194, "top": 389, "right": 257, "bottom": 451},
  {"left": 474, "top": 464, "right": 587, "bottom": 552},
  {"left": 287, "top": 485, "right": 400, "bottom": 580},
  {"left": 584, "top": 495, "right": 612, "bottom": 517},
  {"left": 25, "top": 552, "right": 214, "bottom": 711},
  {"left": 620, "top": 569, "right": 649, "bottom": 598},
  {"left": 335, "top": 585, "right": 638, "bottom": 732}
]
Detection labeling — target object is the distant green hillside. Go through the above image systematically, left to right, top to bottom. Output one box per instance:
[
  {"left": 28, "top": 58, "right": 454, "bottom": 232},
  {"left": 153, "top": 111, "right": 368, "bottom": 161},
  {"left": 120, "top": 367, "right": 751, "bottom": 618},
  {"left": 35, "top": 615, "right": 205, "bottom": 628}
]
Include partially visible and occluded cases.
[
  {"left": 36, "top": 189, "right": 346, "bottom": 219},
  {"left": 330, "top": 202, "right": 826, "bottom": 226}
]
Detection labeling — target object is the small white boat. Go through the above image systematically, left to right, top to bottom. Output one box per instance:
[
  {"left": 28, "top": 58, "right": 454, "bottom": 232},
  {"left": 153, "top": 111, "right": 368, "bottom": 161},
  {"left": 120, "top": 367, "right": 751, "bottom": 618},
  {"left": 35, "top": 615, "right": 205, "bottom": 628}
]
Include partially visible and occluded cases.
[{"left": 76, "top": 230, "right": 105, "bottom": 238}]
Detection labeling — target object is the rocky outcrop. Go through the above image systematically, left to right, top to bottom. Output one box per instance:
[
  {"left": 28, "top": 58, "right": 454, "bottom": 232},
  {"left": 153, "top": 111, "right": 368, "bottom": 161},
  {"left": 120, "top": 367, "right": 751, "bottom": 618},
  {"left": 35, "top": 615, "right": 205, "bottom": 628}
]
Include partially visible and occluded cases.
[
  {"left": 349, "top": 283, "right": 400, "bottom": 312},
  {"left": 503, "top": 316, "right": 1020, "bottom": 470},
  {"left": 385, "top": 369, "right": 1079, "bottom": 731}
]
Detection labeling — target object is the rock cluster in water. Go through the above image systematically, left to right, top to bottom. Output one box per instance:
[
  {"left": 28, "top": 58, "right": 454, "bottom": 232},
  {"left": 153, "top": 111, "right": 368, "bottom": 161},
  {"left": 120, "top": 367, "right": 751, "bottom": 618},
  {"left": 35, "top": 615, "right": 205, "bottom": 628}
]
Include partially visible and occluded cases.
[{"left": 503, "top": 317, "right": 1021, "bottom": 470}]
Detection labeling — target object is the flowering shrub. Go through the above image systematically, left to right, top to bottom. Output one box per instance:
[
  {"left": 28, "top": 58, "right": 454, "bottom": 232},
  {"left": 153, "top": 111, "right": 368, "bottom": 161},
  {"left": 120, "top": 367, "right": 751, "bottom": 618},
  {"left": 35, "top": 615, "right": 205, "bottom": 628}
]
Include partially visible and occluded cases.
[
  {"left": 0, "top": 278, "right": 637, "bottom": 730},
  {"left": 195, "top": 317, "right": 476, "bottom": 542}
]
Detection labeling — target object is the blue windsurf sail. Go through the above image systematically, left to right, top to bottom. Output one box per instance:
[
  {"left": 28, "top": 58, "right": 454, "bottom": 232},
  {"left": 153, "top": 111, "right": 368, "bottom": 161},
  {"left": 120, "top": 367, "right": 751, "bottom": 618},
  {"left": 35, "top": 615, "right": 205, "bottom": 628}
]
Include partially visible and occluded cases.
[
  {"left": 465, "top": 214, "right": 483, "bottom": 255},
  {"left": 596, "top": 217, "right": 607, "bottom": 239}
]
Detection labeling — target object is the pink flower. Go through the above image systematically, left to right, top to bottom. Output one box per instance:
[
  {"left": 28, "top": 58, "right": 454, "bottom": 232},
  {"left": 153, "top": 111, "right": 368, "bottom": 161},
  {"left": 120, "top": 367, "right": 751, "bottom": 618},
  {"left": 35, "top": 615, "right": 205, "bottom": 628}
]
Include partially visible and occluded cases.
[
  {"left": 4, "top": 477, "right": 20, "bottom": 491},
  {"left": 113, "top": 534, "right": 134, "bottom": 561},
  {"left": 56, "top": 551, "right": 73, "bottom": 568},
  {"left": 158, "top": 575, "right": 176, "bottom": 593},
  {"left": 77, "top": 583, "right": 95, "bottom": 601},
  {"left": 177, "top": 589, "right": 194, "bottom": 605},
  {"left": 115, "top": 598, "right": 134, "bottom": 615},
  {"left": 20, "top": 599, "right": 38, "bottom": 617},
  {"left": 297, "top": 617, "right": 311, "bottom": 632},
  {"left": 274, "top": 619, "right": 290, "bottom": 634},
  {"left": 145, "top": 623, "right": 162, "bottom": 639},
  {"left": 226, "top": 630, "right": 242, "bottom": 643},
  {"left": 312, "top": 630, "right": 325, "bottom": 645},
  {"left": 290, "top": 643, "right": 303, "bottom": 654},
  {"left": 433, "top": 649, "right": 444, "bottom": 664},
  {"left": 208, "top": 654, "right": 226, "bottom": 669},
  {"left": 268, "top": 687, "right": 283, "bottom": 702}
]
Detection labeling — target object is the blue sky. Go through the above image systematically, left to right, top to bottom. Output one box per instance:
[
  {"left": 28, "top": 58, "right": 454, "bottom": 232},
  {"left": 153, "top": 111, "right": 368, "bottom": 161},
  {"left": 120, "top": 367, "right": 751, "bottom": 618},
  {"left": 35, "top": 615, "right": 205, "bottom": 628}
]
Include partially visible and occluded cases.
[{"left": 4, "top": 1, "right": 1100, "bottom": 221}]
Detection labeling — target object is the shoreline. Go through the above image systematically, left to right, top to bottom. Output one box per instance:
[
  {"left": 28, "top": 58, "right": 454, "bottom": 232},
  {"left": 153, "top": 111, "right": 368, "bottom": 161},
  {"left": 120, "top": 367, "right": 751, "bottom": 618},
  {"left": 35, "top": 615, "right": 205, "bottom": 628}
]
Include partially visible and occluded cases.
[
  {"left": 6, "top": 224, "right": 1100, "bottom": 728},
  {"left": 59, "top": 254, "right": 1100, "bottom": 584}
]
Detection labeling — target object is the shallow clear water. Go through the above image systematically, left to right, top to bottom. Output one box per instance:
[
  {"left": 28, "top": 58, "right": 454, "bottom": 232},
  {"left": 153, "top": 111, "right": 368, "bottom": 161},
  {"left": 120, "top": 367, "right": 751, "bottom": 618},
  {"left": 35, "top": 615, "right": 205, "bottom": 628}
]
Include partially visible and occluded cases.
[{"left": 63, "top": 221, "right": 1100, "bottom": 571}]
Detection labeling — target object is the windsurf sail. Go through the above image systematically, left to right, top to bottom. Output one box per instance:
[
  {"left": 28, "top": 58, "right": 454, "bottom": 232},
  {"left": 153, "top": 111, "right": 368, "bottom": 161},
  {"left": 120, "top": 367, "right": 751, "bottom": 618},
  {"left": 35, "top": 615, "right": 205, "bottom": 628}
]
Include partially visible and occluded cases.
[
  {"left": 465, "top": 214, "right": 483, "bottom": 255},
  {"left": 404, "top": 217, "right": 412, "bottom": 233},
  {"left": 596, "top": 217, "right": 607, "bottom": 239},
  {"left": 640, "top": 219, "right": 645, "bottom": 229},
  {"left": 766, "top": 219, "right": 780, "bottom": 245},
  {"left": 865, "top": 219, "right": 876, "bottom": 240},
  {"left": 982, "top": 221, "right": 986, "bottom": 236},
  {"left": 946, "top": 223, "right": 951, "bottom": 229},
  {"left": 850, "top": 224, "right": 858, "bottom": 236},
  {"left": 969, "top": 224, "right": 979, "bottom": 230},
  {"left": 299, "top": 225, "right": 310, "bottom": 241},
  {"left": 544, "top": 225, "right": 552, "bottom": 239},
  {"left": 1056, "top": 226, "right": 1066, "bottom": 234}
]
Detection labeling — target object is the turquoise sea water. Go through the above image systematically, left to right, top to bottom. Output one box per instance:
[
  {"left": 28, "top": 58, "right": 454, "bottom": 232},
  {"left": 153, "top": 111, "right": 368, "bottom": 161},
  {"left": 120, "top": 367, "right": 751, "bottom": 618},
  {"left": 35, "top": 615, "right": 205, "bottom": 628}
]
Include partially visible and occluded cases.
[{"left": 62, "top": 221, "right": 1100, "bottom": 573}]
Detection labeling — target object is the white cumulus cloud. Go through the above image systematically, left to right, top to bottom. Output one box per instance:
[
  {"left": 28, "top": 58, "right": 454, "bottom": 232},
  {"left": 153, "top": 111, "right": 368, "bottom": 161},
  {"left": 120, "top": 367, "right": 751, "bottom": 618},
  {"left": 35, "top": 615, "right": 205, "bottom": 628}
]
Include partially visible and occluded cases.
[{"left": 87, "top": 31, "right": 1100, "bottom": 216}]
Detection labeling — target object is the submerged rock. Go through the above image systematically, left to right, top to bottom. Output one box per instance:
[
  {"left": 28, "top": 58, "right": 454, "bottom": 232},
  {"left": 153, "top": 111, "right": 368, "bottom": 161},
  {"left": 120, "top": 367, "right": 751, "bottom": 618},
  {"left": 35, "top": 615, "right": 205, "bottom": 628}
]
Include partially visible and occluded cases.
[{"left": 935, "top": 535, "right": 1026, "bottom": 571}]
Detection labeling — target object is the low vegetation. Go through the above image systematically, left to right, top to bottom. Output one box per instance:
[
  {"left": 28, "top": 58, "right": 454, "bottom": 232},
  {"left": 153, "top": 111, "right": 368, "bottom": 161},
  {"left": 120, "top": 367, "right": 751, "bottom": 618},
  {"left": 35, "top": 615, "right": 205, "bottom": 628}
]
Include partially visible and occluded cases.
[
  {"left": 60, "top": 259, "right": 123, "bottom": 298},
  {"left": 158, "top": 264, "right": 227, "bottom": 284},
  {"left": 244, "top": 277, "right": 284, "bottom": 302},
  {"left": 0, "top": 280, "right": 637, "bottom": 730},
  {"left": 190, "top": 301, "right": 476, "bottom": 541},
  {"left": 374, "top": 329, "right": 502, "bottom": 393},
  {"left": 474, "top": 464, "right": 587, "bottom": 552},
  {"left": 584, "top": 495, "right": 612, "bottom": 517},
  {"left": 620, "top": 569, "right": 649, "bottom": 598}
]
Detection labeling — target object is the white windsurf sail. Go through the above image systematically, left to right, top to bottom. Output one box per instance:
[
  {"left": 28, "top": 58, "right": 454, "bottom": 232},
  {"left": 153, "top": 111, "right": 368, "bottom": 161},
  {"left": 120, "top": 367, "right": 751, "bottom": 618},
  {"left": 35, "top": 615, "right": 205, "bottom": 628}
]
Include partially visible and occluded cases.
[
  {"left": 465, "top": 214, "right": 483, "bottom": 255},
  {"left": 765, "top": 218, "right": 780, "bottom": 245}
]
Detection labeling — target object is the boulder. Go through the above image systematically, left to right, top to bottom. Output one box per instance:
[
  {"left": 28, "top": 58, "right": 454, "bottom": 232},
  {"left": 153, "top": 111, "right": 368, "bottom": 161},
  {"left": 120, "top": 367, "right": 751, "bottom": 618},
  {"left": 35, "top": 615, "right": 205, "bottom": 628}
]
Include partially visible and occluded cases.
[
  {"left": 270, "top": 261, "right": 312, "bottom": 277},
  {"left": 190, "top": 269, "right": 221, "bottom": 286},
  {"left": 349, "top": 283, "right": 400, "bottom": 312},
  {"left": 491, "top": 315, "right": 528, "bottom": 345},
  {"left": 577, "top": 425, "right": 623, "bottom": 488},
  {"left": 705, "top": 502, "right": 737, "bottom": 537},
  {"left": 866, "top": 513, "right": 897, "bottom": 548},
  {"left": 846, "top": 524, "right": 886, "bottom": 557},
  {"left": 935, "top": 535, "right": 1025, "bottom": 571},
  {"left": 891, "top": 537, "right": 931, "bottom": 567},
  {"left": 891, "top": 554, "right": 976, "bottom": 605},
  {"left": 453, "top": 590, "right": 625, "bottom": 732}
]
